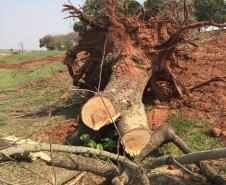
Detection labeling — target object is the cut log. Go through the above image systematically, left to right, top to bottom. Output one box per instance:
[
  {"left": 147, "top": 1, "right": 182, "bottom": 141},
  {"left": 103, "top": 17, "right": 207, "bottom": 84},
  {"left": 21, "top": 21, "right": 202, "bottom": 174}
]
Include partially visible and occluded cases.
[
  {"left": 81, "top": 57, "right": 152, "bottom": 156},
  {"left": 81, "top": 96, "right": 120, "bottom": 130}
]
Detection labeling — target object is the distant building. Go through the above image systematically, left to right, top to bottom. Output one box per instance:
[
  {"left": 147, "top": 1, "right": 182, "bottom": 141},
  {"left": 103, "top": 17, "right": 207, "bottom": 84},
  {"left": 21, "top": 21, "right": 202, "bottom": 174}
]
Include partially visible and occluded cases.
[{"left": 200, "top": 25, "right": 226, "bottom": 32}]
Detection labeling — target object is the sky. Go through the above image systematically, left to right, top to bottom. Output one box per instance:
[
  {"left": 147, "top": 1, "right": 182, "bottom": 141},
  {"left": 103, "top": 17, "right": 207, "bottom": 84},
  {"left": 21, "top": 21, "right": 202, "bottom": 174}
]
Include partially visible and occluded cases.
[
  {"left": 0, "top": 0, "right": 144, "bottom": 50},
  {"left": 0, "top": 0, "right": 84, "bottom": 50}
]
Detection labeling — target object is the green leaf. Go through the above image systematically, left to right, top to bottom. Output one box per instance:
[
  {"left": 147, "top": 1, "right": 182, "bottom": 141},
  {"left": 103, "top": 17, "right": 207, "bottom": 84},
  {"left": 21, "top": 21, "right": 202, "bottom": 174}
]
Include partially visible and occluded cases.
[
  {"left": 80, "top": 134, "right": 90, "bottom": 142},
  {"left": 101, "top": 138, "right": 110, "bottom": 142},
  {"left": 88, "top": 140, "right": 97, "bottom": 148},
  {"left": 96, "top": 144, "right": 104, "bottom": 150}
]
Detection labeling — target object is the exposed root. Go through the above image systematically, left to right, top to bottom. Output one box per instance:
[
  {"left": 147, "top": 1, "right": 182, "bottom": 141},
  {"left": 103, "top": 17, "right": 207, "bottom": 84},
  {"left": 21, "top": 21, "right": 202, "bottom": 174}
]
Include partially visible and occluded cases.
[{"left": 189, "top": 76, "right": 226, "bottom": 92}]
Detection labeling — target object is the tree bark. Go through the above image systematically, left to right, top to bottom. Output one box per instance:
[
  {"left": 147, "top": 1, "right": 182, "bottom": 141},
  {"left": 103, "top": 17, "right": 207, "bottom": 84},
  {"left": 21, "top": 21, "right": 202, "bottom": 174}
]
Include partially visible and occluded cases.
[
  {"left": 81, "top": 58, "right": 152, "bottom": 156},
  {"left": 134, "top": 123, "right": 172, "bottom": 163},
  {"left": 143, "top": 147, "right": 226, "bottom": 169},
  {"left": 50, "top": 154, "right": 118, "bottom": 178}
]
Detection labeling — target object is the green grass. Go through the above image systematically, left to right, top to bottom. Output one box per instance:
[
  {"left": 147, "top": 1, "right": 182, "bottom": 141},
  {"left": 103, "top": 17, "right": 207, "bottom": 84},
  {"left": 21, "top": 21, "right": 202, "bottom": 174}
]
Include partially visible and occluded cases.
[
  {"left": 0, "top": 50, "right": 65, "bottom": 64},
  {"left": 0, "top": 51, "right": 72, "bottom": 116},
  {"left": 0, "top": 61, "right": 65, "bottom": 90},
  {"left": 0, "top": 81, "right": 65, "bottom": 111},
  {"left": 154, "top": 113, "right": 222, "bottom": 156},
  {"left": 167, "top": 113, "right": 221, "bottom": 151}
]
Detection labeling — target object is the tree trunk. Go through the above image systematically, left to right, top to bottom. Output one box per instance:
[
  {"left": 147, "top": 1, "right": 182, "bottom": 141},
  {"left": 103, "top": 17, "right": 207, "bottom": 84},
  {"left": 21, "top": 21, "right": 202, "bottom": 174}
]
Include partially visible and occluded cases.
[{"left": 81, "top": 58, "right": 152, "bottom": 156}]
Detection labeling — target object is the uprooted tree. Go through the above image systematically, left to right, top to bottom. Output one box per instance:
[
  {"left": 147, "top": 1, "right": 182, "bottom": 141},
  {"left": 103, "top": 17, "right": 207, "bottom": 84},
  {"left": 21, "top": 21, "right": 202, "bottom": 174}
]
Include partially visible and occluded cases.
[
  {"left": 62, "top": 0, "right": 225, "bottom": 156},
  {"left": 1, "top": 1, "right": 226, "bottom": 185}
]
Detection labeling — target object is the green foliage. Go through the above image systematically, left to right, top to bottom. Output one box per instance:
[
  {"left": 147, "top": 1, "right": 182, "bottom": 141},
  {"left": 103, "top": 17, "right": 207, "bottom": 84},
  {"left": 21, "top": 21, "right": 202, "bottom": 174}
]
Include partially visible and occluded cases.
[
  {"left": 82, "top": 0, "right": 141, "bottom": 19},
  {"left": 83, "top": 0, "right": 105, "bottom": 19},
  {"left": 127, "top": 0, "right": 141, "bottom": 16},
  {"left": 144, "top": 0, "right": 196, "bottom": 24},
  {"left": 144, "top": 0, "right": 179, "bottom": 17},
  {"left": 144, "top": 0, "right": 159, "bottom": 17},
  {"left": 193, "top": 0, "right": 226, "bottom": 23},
  {"left": 73, "top": 21, "right": 87, "bottom": 32},
  {"left": 167, "top": 113, "right": 193, "bottom": 134},
  {"left": 80, "top": 131, "right": 118, "bottom": 151}
]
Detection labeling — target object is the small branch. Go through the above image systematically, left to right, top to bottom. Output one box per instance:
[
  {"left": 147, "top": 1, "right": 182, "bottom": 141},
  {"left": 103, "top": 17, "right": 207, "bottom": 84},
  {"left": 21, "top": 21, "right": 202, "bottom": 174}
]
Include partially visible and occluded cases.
[
  {"left": 183, "top": 0, "right": 188, "bottom": 22},
  {"left": 62, "top": 4, "right": 106, "bottom": 31},
  {"left": 181, "top": 21, "right": 226, "bottom": 32},
  {"left": 98, "top": 35, "right": 108, "bottom": 91},
  {"left": 189, "top": 76, "right": 226, "bottom": 92},
  {"left": 47, "top": 111, "right": 57, "bottom": 185},
  {"left": 0, "top": 112, "right": 10, "bottom": 119},
  {"left": 134, "top": 123, "right": 173, "bottom": 163},
  {"left": 0, "top": 143, "right": 136, "bottom": 168},
  {"left": 142, "top": 148, "right": 226, "bottom": 169},
  {"left": 50, "top": 154, "right": 118, "bottom": 178},
  {"left": 1, "top": 155, "right": 53, "bottom": 184},
  {"left": 172, "top": 158, "right": 202, "bottom": 179},
  {"left": 199, "top": 162, "right": 226, "bottom": 185},
  {"left": 111, "top": 171, "right": 129, "bottom": 185},
  {"left": 56, "top": 172, "right": 84, "bottom": 185},
  {"left": 68, "top": 172, "right": 86, "bottom": 185}
]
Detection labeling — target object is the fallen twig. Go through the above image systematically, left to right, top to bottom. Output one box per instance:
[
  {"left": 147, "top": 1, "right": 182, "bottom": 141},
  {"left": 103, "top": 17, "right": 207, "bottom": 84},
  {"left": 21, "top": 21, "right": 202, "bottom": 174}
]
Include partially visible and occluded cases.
[
  {"left": 189, "top": 76, "right": 226, "bottom": 92},
  {"left": 0, "top": 178, "right": 18, "bottom": 185}
]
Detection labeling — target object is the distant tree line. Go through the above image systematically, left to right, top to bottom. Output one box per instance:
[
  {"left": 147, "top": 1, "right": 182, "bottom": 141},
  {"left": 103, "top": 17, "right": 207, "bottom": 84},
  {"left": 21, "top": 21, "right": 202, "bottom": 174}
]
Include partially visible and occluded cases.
[
  {"left": 193, "top": 0, "right": 226, "bottom": 23},
  {"left": 39, "top": 32, "right": 79, "bottom": 51}
]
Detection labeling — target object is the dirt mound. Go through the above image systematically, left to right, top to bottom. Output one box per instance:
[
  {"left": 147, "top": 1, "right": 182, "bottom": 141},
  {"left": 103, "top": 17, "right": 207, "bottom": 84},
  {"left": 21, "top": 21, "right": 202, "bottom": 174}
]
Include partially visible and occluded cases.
[
  {"left": 177, "top": 32, "right": 226, "bottom": 140},
  {"left": 0, "top": 55, "right": 64, "bottom": 69},
  {"left": 40, "top": 119, "right": 78, "bottom": 144}
]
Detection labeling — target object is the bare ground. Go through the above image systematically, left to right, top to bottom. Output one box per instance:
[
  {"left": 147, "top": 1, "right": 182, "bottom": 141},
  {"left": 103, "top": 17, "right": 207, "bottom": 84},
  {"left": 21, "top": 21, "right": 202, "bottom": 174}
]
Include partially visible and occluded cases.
[{"left": 0, "top": 55, "right": 64, "bottom": 69}]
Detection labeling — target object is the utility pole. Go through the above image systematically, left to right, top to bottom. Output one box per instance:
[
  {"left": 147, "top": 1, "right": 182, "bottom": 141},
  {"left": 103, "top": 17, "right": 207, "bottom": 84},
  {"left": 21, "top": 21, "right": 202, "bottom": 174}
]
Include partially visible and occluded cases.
[{"left": 18, "top": 41, "right": 24, "bottom": 53}]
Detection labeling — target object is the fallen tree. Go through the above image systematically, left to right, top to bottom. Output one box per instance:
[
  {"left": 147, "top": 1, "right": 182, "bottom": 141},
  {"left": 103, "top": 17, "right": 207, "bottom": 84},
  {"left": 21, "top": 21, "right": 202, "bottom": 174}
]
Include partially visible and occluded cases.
[
  {"left": 62, "top": 0, "right": 226, "bottom": 156},
  {"left": 1, "top": 1, "right": 226, "bottom": 185}
]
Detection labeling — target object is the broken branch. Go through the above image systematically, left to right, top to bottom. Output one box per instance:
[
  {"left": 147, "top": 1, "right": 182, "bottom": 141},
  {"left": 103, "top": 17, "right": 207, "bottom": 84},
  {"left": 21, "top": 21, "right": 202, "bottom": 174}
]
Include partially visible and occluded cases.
[
  {"left": 189, "top": 76, "right": 226, "bottom": 92},
  {"left": 143, "top": 147, "right": 226, "bottom": 169}
]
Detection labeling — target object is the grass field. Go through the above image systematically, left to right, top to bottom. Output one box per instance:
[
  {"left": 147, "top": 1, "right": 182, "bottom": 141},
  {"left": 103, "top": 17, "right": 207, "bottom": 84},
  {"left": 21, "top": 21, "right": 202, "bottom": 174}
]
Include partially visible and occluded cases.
[
  {"left": 0, "top": 50, "right": 65, "bottom": 64},
  {"left": 0, "top": 51, "right": 80, "bottom": 137},
  {"left": 0, "top": 62, "right": 65, "bottom": 90}
]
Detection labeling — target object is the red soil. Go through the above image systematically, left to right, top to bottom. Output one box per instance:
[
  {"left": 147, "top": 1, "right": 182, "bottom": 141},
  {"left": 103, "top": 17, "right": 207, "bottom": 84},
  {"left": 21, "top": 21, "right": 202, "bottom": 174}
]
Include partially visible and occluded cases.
[
  {"left": 175, "top": 32, "right": 226, "bottom": 140},
  {"left": 0, "top": 55, "right": 64, "bottom": 69},
  {"left": 146, "top": 107, "right": 169, "bottom": 130},
  {"left": 40, "top": 119, "right": 78, "bottom": 144}
]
